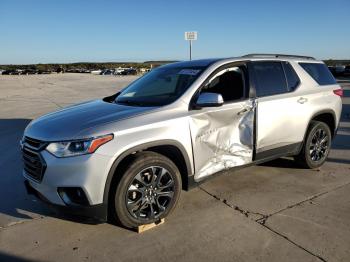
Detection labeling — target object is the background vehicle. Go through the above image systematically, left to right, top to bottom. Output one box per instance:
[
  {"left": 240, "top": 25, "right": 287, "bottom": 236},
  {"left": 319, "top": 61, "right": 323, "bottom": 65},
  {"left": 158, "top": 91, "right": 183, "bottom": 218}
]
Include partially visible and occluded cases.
[
  {"left": 22, "top": 54, "right": 342, "bottom": 228},
  {"left": 334, "top": 65, "right": 345, "bottom": 76},
  {"left": 345, "top": 65, "right": 350, "bottom": 75},
  {"left": 328, "top": 66, "right": 336, "bottom": 75},
  {"left": 114, "top": 67, "right": 129, "bottom": 75},
  {"left": 119, "top": 68, "right": 137, "bottom": 75},
  {"left": 2, "top": 69, "right": 19, "bottom": 75},
  {"left": 21, "top": 69, "right": 37, "bottom": 75},
  {"left": 91, "top": 69, "right": 102, "bottom": 75},
  {"left": 100, "top": 69, "right": 115, "bottom": 75},
  {"left": 37, "top": 70, "right": 51, "bottom": 74}
]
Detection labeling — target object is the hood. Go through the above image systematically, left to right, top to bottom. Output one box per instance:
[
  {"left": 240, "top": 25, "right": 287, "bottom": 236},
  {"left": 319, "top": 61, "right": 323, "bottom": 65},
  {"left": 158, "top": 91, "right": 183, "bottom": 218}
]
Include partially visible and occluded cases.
[{"left": 25, "top": 99, "right": 156, "bottom": 141}]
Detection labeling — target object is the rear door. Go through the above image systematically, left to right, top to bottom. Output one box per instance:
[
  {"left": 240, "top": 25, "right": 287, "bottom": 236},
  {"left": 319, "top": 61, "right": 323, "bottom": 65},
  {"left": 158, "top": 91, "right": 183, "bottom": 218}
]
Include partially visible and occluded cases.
[
  {"left": 251, "top": 61, "right": 305, "bottom": 158},
  {"left": 188, "top": 63, "right": 255, "bottom": 181}
]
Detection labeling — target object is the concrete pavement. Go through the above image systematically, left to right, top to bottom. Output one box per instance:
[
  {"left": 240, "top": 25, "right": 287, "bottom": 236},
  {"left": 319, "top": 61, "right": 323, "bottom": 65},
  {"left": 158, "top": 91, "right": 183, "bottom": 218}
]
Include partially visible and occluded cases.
[{"left": 0, "top": 74, "right": 349, "bottom": 262}]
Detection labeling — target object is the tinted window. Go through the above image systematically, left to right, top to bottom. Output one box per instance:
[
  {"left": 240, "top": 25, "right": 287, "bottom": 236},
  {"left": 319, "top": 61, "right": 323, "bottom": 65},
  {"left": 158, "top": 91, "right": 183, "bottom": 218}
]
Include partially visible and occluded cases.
[
  {"left": 252, "top": 62, "right": 288, "bottom": 97},
  {"left": 282, "top": 62, "right": 300, "bottom": 91},
  {"left": 299, "top": 63, "right": 336, "bottom": 85},
  {"left": 201, "top": 66, "right": 245, "bottom": 103}
]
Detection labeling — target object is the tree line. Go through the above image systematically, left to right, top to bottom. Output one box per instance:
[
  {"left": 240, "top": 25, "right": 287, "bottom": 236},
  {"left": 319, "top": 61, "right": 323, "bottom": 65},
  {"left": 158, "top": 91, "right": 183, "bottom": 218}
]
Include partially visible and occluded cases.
[
  {"left": 1, "top": 60, "right": 348, "bottom": 71},
  {"left": 0, "top": 61, "right": 177, "bottom": 71}
]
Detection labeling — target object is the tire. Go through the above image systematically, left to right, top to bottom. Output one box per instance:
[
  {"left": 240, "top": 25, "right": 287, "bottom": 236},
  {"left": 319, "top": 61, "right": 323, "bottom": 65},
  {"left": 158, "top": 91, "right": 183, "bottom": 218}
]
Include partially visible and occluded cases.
[
  {"left": 294, "top": 121, "right": 332, "bottom": 169},
  {"left": 111, "top": 151, "right": 182, "bottom": 228}
]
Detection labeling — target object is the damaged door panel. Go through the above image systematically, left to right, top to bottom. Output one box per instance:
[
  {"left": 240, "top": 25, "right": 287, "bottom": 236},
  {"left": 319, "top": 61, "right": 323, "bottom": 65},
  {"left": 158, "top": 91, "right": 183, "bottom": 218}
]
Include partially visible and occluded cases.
[{"left": 189, "top": 100, "right": 255, "bottom": 181}]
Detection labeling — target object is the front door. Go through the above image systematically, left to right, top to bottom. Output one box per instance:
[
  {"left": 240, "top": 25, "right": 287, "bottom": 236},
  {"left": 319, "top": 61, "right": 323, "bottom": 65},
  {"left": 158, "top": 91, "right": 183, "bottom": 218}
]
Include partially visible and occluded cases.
[{"left": 188, "top": 64, "right": 255, "bottom": 181}]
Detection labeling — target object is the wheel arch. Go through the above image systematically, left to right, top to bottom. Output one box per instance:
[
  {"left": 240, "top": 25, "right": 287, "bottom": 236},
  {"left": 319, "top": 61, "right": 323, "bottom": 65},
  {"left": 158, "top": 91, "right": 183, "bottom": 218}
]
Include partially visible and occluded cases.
[
  {"left": 296, "top": 109, "right": 337, "bottom": 156},
  {"left": 309, "top": 110, "right": 337, "bottom": 138},
  {"left": 103, "top": 140, "right": 193, "bottom": 215}
]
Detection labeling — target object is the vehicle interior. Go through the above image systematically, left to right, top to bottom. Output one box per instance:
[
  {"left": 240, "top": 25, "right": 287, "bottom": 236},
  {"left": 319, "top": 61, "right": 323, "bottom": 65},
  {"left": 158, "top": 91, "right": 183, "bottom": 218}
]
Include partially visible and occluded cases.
[{"left": 201, "top": 66, "right": 246, "bottom": 103}]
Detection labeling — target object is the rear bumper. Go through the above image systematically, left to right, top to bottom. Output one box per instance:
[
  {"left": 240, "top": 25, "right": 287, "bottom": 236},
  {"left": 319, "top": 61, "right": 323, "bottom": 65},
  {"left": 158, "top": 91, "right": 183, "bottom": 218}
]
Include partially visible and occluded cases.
[{"left": 24, "top": 179, "right": 108, "bottom": 222}]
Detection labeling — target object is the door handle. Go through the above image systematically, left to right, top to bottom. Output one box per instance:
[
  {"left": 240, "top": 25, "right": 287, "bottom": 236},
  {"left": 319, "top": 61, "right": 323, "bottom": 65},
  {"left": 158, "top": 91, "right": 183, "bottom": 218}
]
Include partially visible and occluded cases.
[
  {"left": 297, "top": 97, "right": 308, "bottom": 104},
  {"left": 237, "top": 107, "right": 252, "bottom": 115}
]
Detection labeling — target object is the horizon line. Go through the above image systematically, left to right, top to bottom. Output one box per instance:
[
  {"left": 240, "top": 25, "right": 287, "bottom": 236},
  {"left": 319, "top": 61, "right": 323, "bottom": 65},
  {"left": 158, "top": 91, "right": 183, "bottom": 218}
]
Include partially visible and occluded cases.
[{"left": 1, "top": 57, "right": 350, "bottom": 66}]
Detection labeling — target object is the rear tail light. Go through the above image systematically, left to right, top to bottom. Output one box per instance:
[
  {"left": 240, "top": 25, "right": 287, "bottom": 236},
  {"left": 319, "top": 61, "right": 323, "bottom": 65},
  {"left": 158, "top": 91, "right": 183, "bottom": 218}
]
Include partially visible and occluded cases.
[{"left": 333, "top": 89, "right": 343, "bottom": 97}]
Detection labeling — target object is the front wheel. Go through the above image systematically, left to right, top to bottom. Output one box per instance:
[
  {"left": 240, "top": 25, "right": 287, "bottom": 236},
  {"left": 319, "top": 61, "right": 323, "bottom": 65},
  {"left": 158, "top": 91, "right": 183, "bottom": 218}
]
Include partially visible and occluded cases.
[
  {"left": 294, "top": 121, "right": 332, "bottom": 169},
  {"left": 112, "top": 151, "right": 182, "bottom": 228}
]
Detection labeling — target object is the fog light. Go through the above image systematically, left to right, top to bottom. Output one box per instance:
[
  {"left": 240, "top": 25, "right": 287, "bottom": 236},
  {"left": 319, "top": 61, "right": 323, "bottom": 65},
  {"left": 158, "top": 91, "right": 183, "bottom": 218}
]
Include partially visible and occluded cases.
[{"left": 58, "top": 187, "right": 89, "bottom": 206}]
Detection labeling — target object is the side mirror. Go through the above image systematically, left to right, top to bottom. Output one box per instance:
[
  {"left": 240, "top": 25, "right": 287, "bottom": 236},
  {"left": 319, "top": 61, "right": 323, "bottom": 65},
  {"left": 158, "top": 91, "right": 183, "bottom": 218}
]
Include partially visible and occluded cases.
[{"left": 195, "top": 92, "right": 224, "bottom": 107}]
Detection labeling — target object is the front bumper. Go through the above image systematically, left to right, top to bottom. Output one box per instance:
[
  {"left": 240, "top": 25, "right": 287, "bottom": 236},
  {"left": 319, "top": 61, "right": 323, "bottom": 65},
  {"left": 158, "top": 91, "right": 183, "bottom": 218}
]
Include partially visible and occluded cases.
[
  {"left": 22, "top": 146, "right": 115, "bottom": 222},
  {"left": 23, "top": 150, "right": 113, "bottom": 205},
  {"left": 24, "top": 180, "right": 108, "bottom": 222}
]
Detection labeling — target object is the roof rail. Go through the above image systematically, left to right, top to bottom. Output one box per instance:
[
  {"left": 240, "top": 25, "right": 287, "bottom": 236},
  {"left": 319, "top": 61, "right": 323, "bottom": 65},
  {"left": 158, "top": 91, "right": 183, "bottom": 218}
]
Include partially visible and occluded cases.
[{"left": 242, "top": 53, "right": 315, "bottom": 60}]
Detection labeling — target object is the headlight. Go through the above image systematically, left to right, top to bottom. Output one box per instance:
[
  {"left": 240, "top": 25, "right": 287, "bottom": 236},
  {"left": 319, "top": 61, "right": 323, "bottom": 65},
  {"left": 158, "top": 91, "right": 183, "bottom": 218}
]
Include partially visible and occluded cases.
[{"left": 46, "top": 134, "right": 113, "bottom": 157}]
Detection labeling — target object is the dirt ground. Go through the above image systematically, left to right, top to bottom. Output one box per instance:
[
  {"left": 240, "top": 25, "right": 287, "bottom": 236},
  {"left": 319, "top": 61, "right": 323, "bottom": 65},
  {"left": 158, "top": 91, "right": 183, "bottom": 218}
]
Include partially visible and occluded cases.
[{"left": 0, "top": 73, "right": 349, "bottom": 262}]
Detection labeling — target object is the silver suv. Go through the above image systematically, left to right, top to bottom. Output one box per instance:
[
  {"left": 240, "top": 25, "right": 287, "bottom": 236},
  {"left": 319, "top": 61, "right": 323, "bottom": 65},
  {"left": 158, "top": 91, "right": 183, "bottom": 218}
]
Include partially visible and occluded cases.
[{"left": 22, "top": 54, "right": 343, "bottom": 228}]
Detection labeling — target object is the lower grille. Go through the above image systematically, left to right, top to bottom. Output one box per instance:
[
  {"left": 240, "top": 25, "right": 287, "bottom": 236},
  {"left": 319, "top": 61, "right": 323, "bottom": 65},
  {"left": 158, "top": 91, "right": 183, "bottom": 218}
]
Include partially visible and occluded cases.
[{"left": 22, "top": 139, "right": 47, "bottom": 182}]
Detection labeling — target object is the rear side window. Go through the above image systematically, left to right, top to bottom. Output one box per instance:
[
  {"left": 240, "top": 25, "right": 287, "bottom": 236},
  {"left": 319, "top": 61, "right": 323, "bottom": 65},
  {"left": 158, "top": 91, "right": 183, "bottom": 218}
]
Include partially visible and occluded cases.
[
  {"left": 252, "top": 62, "right": 288, "bottom": 97},
  {"left": 282, "top": 62, "right": 300, "bottom": 91},
  {"left": 299, "top": 63, "right": 336, "bottom": 85}
]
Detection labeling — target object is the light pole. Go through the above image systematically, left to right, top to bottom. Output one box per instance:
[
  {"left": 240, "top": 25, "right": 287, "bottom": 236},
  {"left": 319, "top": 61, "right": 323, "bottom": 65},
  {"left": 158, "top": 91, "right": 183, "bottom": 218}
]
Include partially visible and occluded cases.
[
  {"left": 185, "top": 31, "right": 197, "bottom": 61},
  {"left": 189, "top": 40, "right": 192, "bottom": 60}
]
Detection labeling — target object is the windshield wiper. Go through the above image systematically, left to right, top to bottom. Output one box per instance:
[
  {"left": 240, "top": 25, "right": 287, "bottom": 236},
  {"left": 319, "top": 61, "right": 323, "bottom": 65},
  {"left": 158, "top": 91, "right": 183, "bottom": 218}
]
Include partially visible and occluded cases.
[{"left": 116, "top": 100, "right": 146, "bottom": 107}]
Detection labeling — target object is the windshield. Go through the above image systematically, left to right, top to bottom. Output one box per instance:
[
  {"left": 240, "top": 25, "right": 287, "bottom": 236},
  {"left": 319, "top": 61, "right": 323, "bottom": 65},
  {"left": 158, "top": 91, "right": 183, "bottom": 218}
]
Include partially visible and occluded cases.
[{"left": 115, "top": 67, "right": 204, "bottom": 106}]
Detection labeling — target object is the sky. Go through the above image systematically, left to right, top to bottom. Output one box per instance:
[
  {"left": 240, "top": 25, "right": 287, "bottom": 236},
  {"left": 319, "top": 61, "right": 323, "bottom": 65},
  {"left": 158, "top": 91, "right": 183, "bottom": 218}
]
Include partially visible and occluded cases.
[{"left": 0, "top": 0, "right": 349, "bottom": 64}]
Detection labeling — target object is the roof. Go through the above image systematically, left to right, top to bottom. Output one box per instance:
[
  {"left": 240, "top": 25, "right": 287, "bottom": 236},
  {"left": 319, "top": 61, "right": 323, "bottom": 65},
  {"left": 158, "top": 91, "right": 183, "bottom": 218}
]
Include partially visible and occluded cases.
[
  {"left": 241, "top": 53, "right": 316, "bottom": 60},
  {"left": 160, "top": 54, "right": 321, "bottom": 69},
  {"left": 161, "top": 58, "right": 221, "bottom": 69}
]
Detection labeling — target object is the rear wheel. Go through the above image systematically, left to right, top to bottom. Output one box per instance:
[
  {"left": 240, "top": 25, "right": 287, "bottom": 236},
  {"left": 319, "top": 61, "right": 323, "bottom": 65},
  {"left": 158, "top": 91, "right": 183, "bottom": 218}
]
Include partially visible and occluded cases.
[
  {"left": 294, "top": 121, "right": 331, "bottom": 169},
  {"left": 112, "top": 151, "right": 181, "bottom": 228}
]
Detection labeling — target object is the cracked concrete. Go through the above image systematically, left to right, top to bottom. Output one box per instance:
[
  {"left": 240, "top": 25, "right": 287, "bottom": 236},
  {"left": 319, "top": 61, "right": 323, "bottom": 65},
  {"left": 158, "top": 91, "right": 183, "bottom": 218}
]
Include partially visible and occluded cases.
[
  {"left": 0, "top": 74, "right": 349, "bottom": 262},
  {"left": 199, "top": 181, "right": 350, "bottom": 262},
  {"left": 256, "top": 181, "right": 350, "bottom": 226},
  {"left": 264, "top": 183, "right": 350, "bottom": 262},
  {"left": 199, "top": 186, "right": 266, "bottom": 220}
]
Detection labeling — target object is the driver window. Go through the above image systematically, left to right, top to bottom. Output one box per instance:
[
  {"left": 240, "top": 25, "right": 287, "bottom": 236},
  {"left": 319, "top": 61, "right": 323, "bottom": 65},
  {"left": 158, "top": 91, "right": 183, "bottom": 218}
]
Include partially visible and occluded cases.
[{"left": 202, "top": 66, "right": 245, "bottom": 103}]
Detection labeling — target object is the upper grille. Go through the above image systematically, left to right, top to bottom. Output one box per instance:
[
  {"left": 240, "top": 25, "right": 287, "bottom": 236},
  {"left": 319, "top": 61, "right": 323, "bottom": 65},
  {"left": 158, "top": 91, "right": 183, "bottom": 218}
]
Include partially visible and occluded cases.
[
  {"left": 23, "top": 136, "right": 47, "bottom": 151},
  {"left": 22, "top": 137, "right": 47, "bottom": 182}
]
